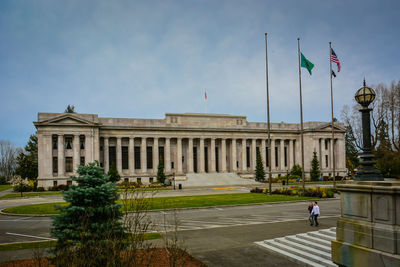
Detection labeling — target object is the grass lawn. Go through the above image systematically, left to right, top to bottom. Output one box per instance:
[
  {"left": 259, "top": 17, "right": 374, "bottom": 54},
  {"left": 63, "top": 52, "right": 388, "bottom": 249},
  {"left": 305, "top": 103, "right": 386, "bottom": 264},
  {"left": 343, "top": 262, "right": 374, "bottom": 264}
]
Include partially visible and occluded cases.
[
  {"left": 0, "top": 185, "right": 12, "bottom": 192},
  {"left": 0, "top": 191, "right": 63, "bottom": 199},
  {"left": 2, "top": 193, "right": 313, "bottom": 215},
  {"left": 0, "top": 240, "right": 57, "bottom": 251}
]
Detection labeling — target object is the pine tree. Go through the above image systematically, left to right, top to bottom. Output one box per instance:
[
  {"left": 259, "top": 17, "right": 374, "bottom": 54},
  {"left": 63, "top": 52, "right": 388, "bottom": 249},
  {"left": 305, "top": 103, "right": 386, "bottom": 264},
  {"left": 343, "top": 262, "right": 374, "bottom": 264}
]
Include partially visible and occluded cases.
[
  {"left": 15, "top": 134, "right": 38, "bottom": 180},
  {"left": 255, "top": 150, "right": 265, "bottom": 181},
  {"left": 310, "top": 151, "right": 321, "bottom": 181},
  {"left": 157, "top": 156, "right": 166, "bottom": 184},
  {"left": 107, "top": 162, "right": 121, "bottom": 183},
  {"left": 52, "top": 163, "right": 125, "bottom": 264},
  {"left": 290, "top": 164, "right": 302, "bottom": 177}
]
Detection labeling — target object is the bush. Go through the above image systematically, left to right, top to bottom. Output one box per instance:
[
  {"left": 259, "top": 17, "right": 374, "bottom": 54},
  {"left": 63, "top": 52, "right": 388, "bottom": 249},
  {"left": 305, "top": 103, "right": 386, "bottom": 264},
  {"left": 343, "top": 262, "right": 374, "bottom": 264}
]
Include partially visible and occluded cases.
[
  {"left": 0, "top": 176, "right": 7, "bottom": 185},
  {"left": 13, "top": 184, "right": 33, "bottom": 192},
  {"left": 57, "top": 184, "right": 69, "bottom": 191},
  {"left": 48, "top": 186, "right": 59, "bottom": 191},
  {"left": 271, "top": 186, "right": 334, "bottom": 198},
  {"left": 36, "top": 187, "right": 45, "bottom": 192},
  {"left": 250, "top": 187, "right": 265, "bottom": 193}
]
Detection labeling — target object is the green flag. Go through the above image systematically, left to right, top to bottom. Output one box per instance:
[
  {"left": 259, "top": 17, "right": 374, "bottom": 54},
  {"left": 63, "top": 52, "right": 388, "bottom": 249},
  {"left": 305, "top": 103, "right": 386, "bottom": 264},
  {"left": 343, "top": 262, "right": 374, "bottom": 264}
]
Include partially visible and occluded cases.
[{"left": 301, "top": 53, "right": 314, "bottom": 75}]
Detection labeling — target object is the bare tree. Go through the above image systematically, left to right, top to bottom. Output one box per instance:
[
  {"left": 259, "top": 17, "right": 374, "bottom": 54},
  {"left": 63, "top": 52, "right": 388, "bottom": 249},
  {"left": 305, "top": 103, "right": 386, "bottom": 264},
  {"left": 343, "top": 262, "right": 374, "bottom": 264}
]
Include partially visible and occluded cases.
[{"left": 0, "top": 140, "right": 20, "bottom": 181}]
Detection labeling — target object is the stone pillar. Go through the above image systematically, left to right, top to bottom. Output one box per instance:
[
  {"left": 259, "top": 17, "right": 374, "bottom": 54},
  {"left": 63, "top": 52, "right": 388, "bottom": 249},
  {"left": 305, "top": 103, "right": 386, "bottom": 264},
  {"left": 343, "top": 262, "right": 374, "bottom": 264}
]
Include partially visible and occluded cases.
[
  {"left": 84, "top": 134, "right": 92, "bottom": 164},
  {"left": 57, "top": 135, "right": 65, "bottom": 177},
  {"left": 73, "top": 135, "right": 80, "bottom": 174},
  {"left": 104, "top": 137, "right": 109, "bottom": 173},
  {"left": 116, "top": 137, "right": 122, "bottom": 174},
  {"left": 129, "top": 137, "right": 134, "bottom": 175},
  {"left": 141, "top": 137, "right": 147, "bottom": 173},
  {"left": 177, "top": 137, "right": 183, "bottom": 174},
  {"left": 153, "top": 138, "right": 159, "bottom": 174},
  {"left": 165, "top": 138, "right": 171, "bottom": 173},
  {"left": 188, "top": 138, "right": 193, "bottom": 173},
  {"left": 199, "top": 138, "right": 205, "bottom": 173},
  {"left": 210, "top": 138, "right": 216, "bottom": 172},
  {"left": 221, "top": 138, "right": 227, "bottom": 172},
  {"left": 231, "top": 138, "right": 237, "bottom": 171},
  {"left": 329, "top": 138, "right": 333, "bottom": 171},
  {"left": 242, "top": 139, "right": 247, "bottom": 172},
  {"left": 251, "top": 139, "right": 256, "bottom": 171},
  {"left": 261, "top": 139, "right": 266, "bottom": 168},
  {"left": 271, "top": 139, "right": 276, "bottom": 171},
  {"left": 280, "top": 139, "right": 285, "bottom": 171},
  {"left": 289, "top": 139, "right": 294, "bottom": 169}
]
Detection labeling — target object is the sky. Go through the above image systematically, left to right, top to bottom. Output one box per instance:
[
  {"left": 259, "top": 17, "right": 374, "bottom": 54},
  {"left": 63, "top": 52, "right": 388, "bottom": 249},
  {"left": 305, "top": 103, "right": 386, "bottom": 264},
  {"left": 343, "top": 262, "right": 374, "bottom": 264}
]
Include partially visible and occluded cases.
[{"left": 1, "top": 0, "right": 399, "bottom": 147}]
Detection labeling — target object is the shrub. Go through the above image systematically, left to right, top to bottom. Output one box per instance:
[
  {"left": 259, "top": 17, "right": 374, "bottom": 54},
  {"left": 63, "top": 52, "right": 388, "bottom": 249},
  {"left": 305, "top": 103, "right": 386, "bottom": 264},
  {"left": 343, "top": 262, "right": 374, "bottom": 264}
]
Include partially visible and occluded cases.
[
  {"left": 290, "top": 164, "right": 303, "bottom": 177},
  {"left": 0, "top": 176, "right": 7, "bottom": 185},
  {"left": 56, "top": 184, "right": 69, "bottom": 191},
  {"left": 36, "top": 187, "right": 45, "bottom": 192},
  {"left": 250, "top": 187, "right": 264, "bottom": 193}
]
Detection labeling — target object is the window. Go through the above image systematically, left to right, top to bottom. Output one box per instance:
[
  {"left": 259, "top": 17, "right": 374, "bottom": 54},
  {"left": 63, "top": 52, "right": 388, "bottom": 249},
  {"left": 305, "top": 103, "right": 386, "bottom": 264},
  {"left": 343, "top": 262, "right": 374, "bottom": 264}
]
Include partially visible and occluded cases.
[
  {"left": 52, "top": 136, "right": 58, "bottom": 149},
  {"left": 80, "top": 136, "right": 85, "bottom": 149},
  {"left": 65, "top": 137, "right": 72, "bottom": 149},
  {"left": 325, "top": 139, "right": 328, "bottom": 150},
  {"left": 109, "top": 146, "right": 116, "bottom": 168},
  {"left": 122, "top": 146, "right": 129, "bottom": 169},
  {"left": 147, "top": 146, "right": 153, "bottom": 169},
  {"left": 134, "top": 147, "right": 141, "bottom": 169},
  {"left": 159, "top": 147, "right": 164, "bottom": 161},
  {"left": 246, "top": 147, "right": 250, "bottom": 168},
  {"left": 266, "top": 147, "right": 269, "bottom": 167},
  {"left": 275, "top": 147, "right": 279, "bottom": 167},
  {"left": 284, "top": 147, "right": 287, "bottom": 167},
  {"left": 325, "top": 155, "right": 329, "bottom": 168},
  {"left": 182, "top": 156, "right": 184, "bottom": 163},
  {"left": 52, "top": 157, "right": 58, "bottom": 173},
  {"left": 65, "top": 157, "right": 73, "bottom": 172},
  {"left": 80, "top": 157, "right": 85, "bottom": 166},
  {"left": 171, "top": 162, "right": 174, "bottom": 169},
  {"left": 137, "top": 177, "right": 142, "bottom": 184},
  {"left": 149, "top": 177, "right": 154, "bottom": 183},
  {"left": 124, "top": 178, "right": 129, "bottom": 182},
  {"left": 53, "top": 181, "right": 58, "bottom": 187},
  {"left": 67, "top": 181, "right": 72, "bottom": 186}
]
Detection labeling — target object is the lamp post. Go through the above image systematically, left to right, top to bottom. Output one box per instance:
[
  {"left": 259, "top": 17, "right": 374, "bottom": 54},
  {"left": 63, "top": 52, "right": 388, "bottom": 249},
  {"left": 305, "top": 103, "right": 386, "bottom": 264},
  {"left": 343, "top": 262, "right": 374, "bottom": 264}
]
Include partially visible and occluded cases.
[{"left": 354, "top": 79, "right": 383, "bottom": 181}]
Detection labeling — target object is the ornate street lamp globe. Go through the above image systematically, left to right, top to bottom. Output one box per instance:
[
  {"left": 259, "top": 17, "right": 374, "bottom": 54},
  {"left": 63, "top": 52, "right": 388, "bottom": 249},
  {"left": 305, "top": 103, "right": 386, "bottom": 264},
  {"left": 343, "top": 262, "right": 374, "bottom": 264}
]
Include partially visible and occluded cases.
[{"left": 355, "top": 80, "right": 376, "bottom": 107}]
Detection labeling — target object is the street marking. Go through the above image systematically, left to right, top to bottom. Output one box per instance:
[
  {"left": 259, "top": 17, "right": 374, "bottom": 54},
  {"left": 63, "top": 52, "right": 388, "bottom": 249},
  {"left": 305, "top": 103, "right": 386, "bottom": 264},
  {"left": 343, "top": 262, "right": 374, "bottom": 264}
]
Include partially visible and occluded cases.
[
  {"left": 181, "top": 219, "right": 237, "bottom": 225},
  {"left": 5, "top": 232, "right": 56, "bottom": 241}
]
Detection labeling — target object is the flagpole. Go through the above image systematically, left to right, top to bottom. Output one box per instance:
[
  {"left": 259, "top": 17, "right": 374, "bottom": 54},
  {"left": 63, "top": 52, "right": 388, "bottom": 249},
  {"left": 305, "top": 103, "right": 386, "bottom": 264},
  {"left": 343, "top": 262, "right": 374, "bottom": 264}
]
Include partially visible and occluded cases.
[
  {"left": 265, "top": 33, "right": 272, "bottom": 194},
  {"left": 297, "top": 37, "right": 306, "bottom": 192},
  {"left": 329, "top": 42, "right": 336, "bottom": 189}
]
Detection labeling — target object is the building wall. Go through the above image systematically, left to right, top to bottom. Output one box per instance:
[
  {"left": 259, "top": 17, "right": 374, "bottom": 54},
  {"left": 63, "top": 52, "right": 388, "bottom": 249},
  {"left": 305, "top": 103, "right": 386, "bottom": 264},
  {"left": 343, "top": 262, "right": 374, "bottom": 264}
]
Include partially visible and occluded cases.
[{"left": 35, "top": 112, "right": 347, "bottom": 188}]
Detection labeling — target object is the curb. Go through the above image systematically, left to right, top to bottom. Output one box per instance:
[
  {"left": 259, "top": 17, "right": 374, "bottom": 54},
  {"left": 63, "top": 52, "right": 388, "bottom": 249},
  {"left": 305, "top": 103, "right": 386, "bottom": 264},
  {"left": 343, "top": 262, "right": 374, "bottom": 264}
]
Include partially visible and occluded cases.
[{"left": 0, "top": 197, "right": 340, "bottom": 217}]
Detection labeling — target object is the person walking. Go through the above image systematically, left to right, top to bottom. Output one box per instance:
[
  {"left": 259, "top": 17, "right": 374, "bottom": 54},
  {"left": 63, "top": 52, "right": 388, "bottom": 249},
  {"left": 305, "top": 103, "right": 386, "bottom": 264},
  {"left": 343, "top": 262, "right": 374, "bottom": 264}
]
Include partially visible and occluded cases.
[
  {"left": 311, "top": 201, "right": 320, "bottom": 226},
  {"left": 308, "top": 202, "right": 314, "bottom": 226}
]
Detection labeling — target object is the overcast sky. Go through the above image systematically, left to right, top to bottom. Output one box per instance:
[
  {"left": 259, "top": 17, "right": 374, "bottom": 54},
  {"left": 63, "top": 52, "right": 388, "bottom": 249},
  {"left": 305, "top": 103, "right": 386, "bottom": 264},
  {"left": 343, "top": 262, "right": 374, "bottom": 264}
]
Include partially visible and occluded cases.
[{"left": 1, "top": 0, "right": 399, "bottom": 147}]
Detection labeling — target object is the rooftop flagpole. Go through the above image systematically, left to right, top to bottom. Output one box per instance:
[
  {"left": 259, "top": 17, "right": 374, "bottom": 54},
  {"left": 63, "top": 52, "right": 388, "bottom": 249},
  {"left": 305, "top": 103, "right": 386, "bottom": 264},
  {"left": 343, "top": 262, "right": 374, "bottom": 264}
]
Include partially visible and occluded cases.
[
  {"left": 265, "top": 32, "right": 272, "bottom": 193},
  {"left": 297, "top": 37, "right": 306, "bottom": 192},
  {"left": 329, "top": 42, "right": 336, "bottom": 189}
]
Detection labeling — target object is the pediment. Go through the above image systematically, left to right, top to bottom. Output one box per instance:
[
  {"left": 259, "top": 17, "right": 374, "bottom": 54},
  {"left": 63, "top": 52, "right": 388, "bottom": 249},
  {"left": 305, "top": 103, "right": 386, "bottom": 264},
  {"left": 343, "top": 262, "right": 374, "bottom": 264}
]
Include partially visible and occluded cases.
[
  {"left": 38, "top": 114, "right": 95, "bottom": 126},
  {"left": 315, "top": 123, "right": 345, "bottom": 132}
]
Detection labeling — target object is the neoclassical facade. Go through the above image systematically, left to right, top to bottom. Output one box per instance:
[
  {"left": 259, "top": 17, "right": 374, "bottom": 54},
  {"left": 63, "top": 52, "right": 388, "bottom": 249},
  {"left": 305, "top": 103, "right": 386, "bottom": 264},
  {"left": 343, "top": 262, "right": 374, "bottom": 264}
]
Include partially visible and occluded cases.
[{"left": 35, "top": 112, "right": 347, "bottom": 187}]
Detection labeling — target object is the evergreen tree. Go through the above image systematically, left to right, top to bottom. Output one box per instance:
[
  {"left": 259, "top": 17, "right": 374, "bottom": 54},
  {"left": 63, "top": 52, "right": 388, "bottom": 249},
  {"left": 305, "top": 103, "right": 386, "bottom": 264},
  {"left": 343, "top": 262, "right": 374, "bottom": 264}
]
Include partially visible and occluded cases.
[
  {"left": 64, "top": 105, "right": 75, "bottom": 113},
  {"left": 375, "top": 121, "right": 395, "bottom": 177},
  {"left": 345, "top": 126, "right": 359, "bottom": 172},
  {"left": 15, "top": 134, "right": 38, "bottom": 180},
  {"left": 255, "top": 150, "right": 265, "bottom": 181},
  {"left": 310, "top": 151, "right": 321, "bottom": 181},
  {"left": 157, "top": 156, "right": 166, "bottom": 184},
  {"left": 107, "top": 162, "right": 121, "bottom": 183},
  {"left": 52, "top": 163, "right": 125, "bottom": 264},
  {"left": 290, "top": 164, "right": 302, "bottom": 177}
]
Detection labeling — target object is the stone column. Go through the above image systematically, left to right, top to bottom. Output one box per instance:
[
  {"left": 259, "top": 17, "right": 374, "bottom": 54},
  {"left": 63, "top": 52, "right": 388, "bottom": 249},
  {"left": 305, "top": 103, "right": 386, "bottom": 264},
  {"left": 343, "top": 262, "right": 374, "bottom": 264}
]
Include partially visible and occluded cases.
[
  {"left": 57, "top": 134, "right": 65, "bottom": 177},
  {"left": 84, "top": 134, "right": 92, "bottom": 164},
  {"left": 73, "top": 135, "right": 80, "bottom": 174},
  {"left": 104, "top": 137, "right": 109, "bottom": 173},
  {"left": 116, "top": 137, "right": 122, "bottom": 174},
  {"left": 129, "top": 137, "right": 134, "bottom": 175},
  {"left": 141, "top": 137, "right": 147, "bottom": 174},
  {"left": 177, "top": 137, "right": 183, "bottom": 174},
  {"left": 153, "top": 138, "right": 159, "bottom": 174},
  {"left": 165, "top": 138, "right": 171, "bottom": 173},
  {"left": 187, "top": 138, "right": 193, "bottom": 173},
  {"left": 199, "top": 138, "right": 205, "bottom": 173},
  {"left": 210, "top": 138, "right": 216, "bottom": 172},
  {"left": 221, "top": 138, "right": 227, "bottom": 172},
  {"left": 231, "top": 138, "right": 237, "bottom": 171},
  {"left": 330, "top": 138, "right": 334, "bottom": 173},
  {"left": 242, "top": 139, "right": 247, "bottom": 172},
  {"left": 251, "top": 139, "right": 256, "bottom": 171},
  {"left": 261, "top": 139, "right": 266, "bottom": 168},
  {"left": 271, "top": 139, "right": 276, "bottom": 171},
  {"left": 280, "top": 139, "right": 285, "bottom": 171},
  {"left": 289, "top": 139, "right": 294, "bottom": 169}
]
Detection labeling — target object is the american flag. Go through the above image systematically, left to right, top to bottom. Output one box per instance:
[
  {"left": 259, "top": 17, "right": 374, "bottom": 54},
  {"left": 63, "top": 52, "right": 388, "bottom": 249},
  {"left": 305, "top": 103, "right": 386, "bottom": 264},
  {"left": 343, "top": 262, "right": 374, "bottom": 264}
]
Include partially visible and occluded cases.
[
  {"left": 331, "top": 48, "right": 341, "bottom": 72},
  {"left": 205, "top": 91, "right": 207, "bottom": 100}
]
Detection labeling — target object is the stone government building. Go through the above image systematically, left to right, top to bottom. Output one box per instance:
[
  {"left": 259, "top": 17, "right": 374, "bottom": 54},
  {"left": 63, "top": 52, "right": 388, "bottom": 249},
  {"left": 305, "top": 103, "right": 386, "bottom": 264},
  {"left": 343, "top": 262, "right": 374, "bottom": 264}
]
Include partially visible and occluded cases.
[{"left": 35, "top": 112, "right": 347, "bottom": 187}]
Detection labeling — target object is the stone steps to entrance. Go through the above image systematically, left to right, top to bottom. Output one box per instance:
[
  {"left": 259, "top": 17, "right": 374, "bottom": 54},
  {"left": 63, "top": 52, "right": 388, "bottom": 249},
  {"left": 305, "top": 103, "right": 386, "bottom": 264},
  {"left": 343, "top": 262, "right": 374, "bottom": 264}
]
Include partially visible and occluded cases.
[
  {"left": 182, "top": 173, "right": 262, "bottom": 187},
  {"left": 255, "top": 227, "right": 337, "bottom": 267}
]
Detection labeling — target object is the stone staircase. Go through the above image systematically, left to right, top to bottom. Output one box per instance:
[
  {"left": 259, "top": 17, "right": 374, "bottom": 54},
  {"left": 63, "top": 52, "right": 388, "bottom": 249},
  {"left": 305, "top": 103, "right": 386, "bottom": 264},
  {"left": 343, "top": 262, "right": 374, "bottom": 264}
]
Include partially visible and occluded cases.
[
  {"left": 181, "top": 172, "right": 262, "bottom": 187},
  {"left": 255, "top": 227, "right": 337, "bottom": 267}
]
